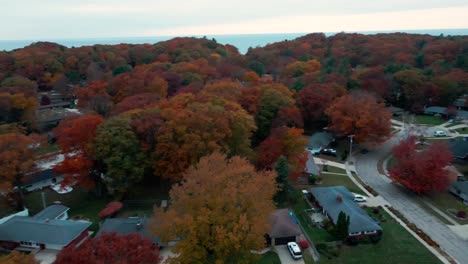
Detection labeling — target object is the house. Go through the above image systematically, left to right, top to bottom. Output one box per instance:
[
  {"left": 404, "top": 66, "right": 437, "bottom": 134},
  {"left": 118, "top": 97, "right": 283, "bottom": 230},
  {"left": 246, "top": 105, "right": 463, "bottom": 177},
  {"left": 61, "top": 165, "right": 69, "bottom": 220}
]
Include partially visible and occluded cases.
[
  {"left": 424, "top": 106, "right": 447, "bottom": 117},
  {"left": 307, "top": 132, "right": 334, "bottom": 155},
  {"left": 448, "top": 140, "right": 468, "bottom": 160},
  {"left": 304, "top": 152, "right": 321, "bottom": 176},
  {"left": 21, "top": 169, "right": 64, "bottom": 192},
  {"left": 449, "top": 181, "right": 468, "bottom": 203},
  {"left": 308, "top": 186, "right": 382, "bottom": 240},
  {"left": 33, "top": 204, "right": 69, "bottom": 221},
  {"left": 0, "top": 208, "right": 29, "bottom": 225},
  {"left": 265, "top": 209, "right": 301, "bottom": 245},
  {"left": 0, "top": 216, "right": 91, "bottom": 250},
  {"left": 96, "top": 217, "right": 171, "bottom": 246}
]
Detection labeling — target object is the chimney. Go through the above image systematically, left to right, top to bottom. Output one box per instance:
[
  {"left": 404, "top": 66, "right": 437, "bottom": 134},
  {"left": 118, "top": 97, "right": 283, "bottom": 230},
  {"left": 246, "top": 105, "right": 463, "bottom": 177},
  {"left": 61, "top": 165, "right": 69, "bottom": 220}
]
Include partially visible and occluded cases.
[{"left": 336, "top": 195, "right": 342, "bottom": 202}]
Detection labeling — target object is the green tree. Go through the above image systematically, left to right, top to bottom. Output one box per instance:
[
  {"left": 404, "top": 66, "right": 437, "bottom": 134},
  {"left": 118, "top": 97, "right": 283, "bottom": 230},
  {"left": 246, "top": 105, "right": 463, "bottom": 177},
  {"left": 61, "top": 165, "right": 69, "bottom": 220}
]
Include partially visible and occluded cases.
[
  {"left": 93, "top": 117, "right": 147, "bottom": 195},
  {"left": 274, "top": 156, "right": 290, "bottom": 204},
  {"left": 333, "top": 211, "right": 350, "bottom": 241}
]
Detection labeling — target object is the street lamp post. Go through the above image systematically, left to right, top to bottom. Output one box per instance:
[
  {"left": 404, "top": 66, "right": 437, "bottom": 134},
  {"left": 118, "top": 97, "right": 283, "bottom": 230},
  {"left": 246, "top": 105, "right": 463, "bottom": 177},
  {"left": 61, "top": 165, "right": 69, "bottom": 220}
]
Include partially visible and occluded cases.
[{"left": 348, "top": 135, "right": 355, "bottom": 160}]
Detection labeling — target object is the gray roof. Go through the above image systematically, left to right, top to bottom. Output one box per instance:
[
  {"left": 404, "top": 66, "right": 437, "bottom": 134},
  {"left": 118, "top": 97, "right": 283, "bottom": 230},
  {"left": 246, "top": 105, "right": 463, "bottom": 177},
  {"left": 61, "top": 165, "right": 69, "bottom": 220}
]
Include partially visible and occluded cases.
[
  {"left": 386, "top": 106, "right": 404, "bottom": 115},
  {"left": 424, "top": 106, "right": 447, "bottom": 115},
  {"left": 458, "top": 110, "right": 468, "bottom": 120},
  {"left": 307, "top": 132, "right": 334, "bottom": 150},
  {"left": 448, "top": 140, "right": 468, "bottom": 159},
  {"left": 305, "top": 152, "right": 320, "bottom": 175},
  {"left": 452, "top": 181, "right": 468, "bottom": 195},
  {"left": 308, "top": 186, "right": 382, "bottom": 234},
  {"left": 33, "top": 204, "right": 69, "bottom": 220},
  {"left": 268, "top": 209, "right": 301, "bottom": 238},
  {"left": 0, "top": 216, "right": 91, "bottom": 246},
  {"left": 96, "top": 218, "right": 161, "bottom": 244}
]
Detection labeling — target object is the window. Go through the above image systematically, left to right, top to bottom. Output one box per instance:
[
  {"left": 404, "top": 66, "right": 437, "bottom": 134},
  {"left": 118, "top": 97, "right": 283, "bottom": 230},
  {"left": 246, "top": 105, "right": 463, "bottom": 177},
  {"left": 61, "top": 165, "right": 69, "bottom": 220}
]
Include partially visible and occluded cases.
[
  {"left": 364, "top": 230, "right": 377, "bottom": 234},
  {"left": 349, "top": 232, "right": 362, "bottom": 236}
]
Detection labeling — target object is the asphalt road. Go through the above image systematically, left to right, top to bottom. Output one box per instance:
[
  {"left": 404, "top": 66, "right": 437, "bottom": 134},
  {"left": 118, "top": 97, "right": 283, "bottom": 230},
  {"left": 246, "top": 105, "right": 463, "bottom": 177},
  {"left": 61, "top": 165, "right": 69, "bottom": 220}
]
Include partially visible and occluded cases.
[{"left": 354, "top": 130, "right": 468, "bottom": 264}]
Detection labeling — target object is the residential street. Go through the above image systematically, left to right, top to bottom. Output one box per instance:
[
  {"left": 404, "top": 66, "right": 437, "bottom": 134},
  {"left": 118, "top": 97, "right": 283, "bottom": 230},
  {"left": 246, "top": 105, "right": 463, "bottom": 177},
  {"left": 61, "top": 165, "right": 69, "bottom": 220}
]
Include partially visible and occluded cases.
[{"left": 354, "top": 130, "right": 468, "bottom": 264}]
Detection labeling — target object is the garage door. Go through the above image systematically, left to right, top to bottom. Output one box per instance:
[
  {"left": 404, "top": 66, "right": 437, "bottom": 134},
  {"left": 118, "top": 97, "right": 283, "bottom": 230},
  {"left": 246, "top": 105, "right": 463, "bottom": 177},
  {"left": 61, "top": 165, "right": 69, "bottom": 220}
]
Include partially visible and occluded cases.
[{"left": 274, "top": 236, "right": 296, "bottom": 245}]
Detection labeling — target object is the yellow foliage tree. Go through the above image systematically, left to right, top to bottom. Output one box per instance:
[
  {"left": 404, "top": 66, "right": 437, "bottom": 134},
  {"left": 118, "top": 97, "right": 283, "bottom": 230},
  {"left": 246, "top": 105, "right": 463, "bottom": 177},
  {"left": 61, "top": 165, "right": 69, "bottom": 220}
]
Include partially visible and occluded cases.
[{"left": 151, "top": 152, "right": 276, "bottom": 264}]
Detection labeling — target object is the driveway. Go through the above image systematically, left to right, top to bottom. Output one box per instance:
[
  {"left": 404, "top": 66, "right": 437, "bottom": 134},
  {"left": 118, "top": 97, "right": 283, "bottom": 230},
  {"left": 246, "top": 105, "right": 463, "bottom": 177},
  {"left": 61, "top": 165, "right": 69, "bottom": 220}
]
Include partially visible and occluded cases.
[
  {"left": 354, "top": 129, "right": 468, "bottom": 263},
  {"left": 275, "top": 245, "right": 305, "bottom": 264},
  {"left": 34, "top": 249, "right": 59, "bottom": 264}
]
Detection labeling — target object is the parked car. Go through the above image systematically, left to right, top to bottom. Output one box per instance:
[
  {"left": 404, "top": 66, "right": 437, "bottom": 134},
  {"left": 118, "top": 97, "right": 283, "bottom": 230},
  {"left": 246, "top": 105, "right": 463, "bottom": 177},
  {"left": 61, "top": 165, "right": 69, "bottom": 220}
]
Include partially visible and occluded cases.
[
  {"left": 433, "top": 130, "right": 447, "bottom": 137},
  {"left": 321, "top": 148, "right": 337, "bottom": 157},
  {"left": 353, "top": 194, "right": 367, "bottom": 202},
  {"left": 287, "top": 242, "right": 303, "bottom": 260}
]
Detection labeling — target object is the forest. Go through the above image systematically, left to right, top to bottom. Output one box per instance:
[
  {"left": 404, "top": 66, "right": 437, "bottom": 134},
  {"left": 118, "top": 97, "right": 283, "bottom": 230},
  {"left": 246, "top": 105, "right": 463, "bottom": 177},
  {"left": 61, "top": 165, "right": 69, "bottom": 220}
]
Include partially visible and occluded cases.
[{"left": 1, "top": 32, "right": 467, "bottom": 194}]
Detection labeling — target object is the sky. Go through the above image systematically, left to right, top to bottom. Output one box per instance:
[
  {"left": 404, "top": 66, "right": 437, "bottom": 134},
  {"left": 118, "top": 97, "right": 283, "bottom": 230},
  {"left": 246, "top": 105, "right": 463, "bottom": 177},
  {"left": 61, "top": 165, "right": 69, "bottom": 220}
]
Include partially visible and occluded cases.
[{"left": 2, "top": 0, "right": 468, "bottom": 40}]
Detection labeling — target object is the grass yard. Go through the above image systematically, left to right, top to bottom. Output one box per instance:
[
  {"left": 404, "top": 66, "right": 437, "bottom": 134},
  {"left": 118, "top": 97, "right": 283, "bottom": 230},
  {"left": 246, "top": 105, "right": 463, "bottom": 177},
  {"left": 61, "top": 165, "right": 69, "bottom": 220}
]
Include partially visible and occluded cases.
[
  {"left": 414, "top": 115, "right": 445, "bottom": 125},
  {"left": 453, "top": 127, "right": 468, "bottom": 134},
  {"left": 35, "top": 144, "right": 60, "bottom": 156},
  {"left": 324, "top": 166, "right": 347, "bottom": 174},
  {"left": 319, "top": 173, "right": 365, "bottom": 195},
  {"left": 23, "top": 188, "right": 110, "bottom": 232},
  {"left": 425, "top": 192, "right": 468, "bottom": 224},
  {"left": 316, "top": 208, "right": 441, "bottom": 264},
  {"left": 257, "top": 251, "right": 281, "bottom": 264}
]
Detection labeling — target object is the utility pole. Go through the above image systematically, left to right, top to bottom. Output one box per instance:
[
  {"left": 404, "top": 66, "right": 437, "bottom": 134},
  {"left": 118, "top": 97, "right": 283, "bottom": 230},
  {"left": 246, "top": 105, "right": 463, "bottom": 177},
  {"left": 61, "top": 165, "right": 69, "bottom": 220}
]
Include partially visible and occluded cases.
[
  {"left": 348, "top": 135, "right": 355, "bottom": 160},
  {"left": 41, "top": 191, "right": 47, "bottom": 209}
]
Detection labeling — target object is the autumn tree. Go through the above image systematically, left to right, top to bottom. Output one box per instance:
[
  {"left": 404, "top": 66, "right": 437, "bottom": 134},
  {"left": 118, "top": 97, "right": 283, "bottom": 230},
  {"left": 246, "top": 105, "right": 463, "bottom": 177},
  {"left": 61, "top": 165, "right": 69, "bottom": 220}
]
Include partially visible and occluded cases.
[
  {"left": 75, "top": 80, "right": 113, "bottom": 116},
  {"left": 255, "top": 83, "right": 295, "bottom": 143},
  {"left": 296, "top": 83, "right": 345, "bottom": 125},
  {"left": 325, "top": 92, "right": 391, "bottom": 146},
  {"left": 154, "top": 94, "right": 255, "bottom": 180},
  {"left": 54, "top": 114, "right": 104, "bottom": 189},
  {"left": 93, "top": 117, "right": 147, "bottom": 195},
  {"left": 256, "top": 127, "right": 307, "bottom": 180},
  {"left": 0, "top": 133, "right": 36, "bottom": 193},
  {"left": 389, "top": 136, "right": 453, "bottom": 194},
  {"left": 151, "top": 152, "right": 276, "bottom": 263},
  {"left": 55, "top": 233, "right": 160, "bottom": 264},
  {"left": 0, "top": 250, "right": 39, "bottom": 264}
]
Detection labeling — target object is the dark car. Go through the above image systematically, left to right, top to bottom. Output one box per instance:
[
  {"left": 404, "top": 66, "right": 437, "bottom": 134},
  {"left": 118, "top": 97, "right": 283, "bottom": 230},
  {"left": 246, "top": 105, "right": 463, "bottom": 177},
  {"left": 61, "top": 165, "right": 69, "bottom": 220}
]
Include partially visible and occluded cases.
[{"left": 321, "top": 148, "right": 337, "bottom": 157}]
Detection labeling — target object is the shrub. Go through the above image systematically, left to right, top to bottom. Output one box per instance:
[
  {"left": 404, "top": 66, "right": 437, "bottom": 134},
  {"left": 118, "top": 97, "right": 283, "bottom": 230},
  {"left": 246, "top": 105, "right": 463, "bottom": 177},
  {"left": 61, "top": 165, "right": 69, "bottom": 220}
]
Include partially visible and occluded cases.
[
  {"left": 308, "top": 175, "right": 317, "bottom": 184},
  {"left": 372, "top": 208, "right": 380, "bottom": 214},
  {"left": 457, "top": 210, "right": 467, "bottom": 219},
  {"left": 299, "top": 240, "right": 309, "bottom": 249}
]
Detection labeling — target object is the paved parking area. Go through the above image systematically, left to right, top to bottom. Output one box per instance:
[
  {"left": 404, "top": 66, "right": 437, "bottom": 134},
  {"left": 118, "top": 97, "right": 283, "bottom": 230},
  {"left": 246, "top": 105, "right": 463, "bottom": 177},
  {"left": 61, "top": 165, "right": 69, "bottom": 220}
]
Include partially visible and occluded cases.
[{"left": 275, "top": 245, "right": 305, "bottom": 264}]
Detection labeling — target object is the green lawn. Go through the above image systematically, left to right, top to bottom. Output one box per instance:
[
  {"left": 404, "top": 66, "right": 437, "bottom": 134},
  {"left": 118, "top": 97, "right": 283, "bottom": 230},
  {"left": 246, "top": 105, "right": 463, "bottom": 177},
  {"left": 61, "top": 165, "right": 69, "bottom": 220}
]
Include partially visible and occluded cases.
[
  {"left": 414, "top": 115, "right": 445, "bottom": 125},
  {"left": 453, "top": 127, "right": 468, "bottom": 134},
  {"left": 35, "top": 144, "right": 60, "bottom": 156},
  {"left": 324, "top": 166, "right": 347, "bottom": 174},
  {"left": 319, "top": 173, "right": 365, "bottom": 195},
  {"left": 23, "top": 188, "right": 110, "bottom": 232},
  {"left": 425, "top": 192, "right": 468, "bottom": 224},
  {"left": 316, "top": 208, "right": 441, "bottom": 264},
  {"left": 257, "top": 251, "right": 281, "bottom": 264}
]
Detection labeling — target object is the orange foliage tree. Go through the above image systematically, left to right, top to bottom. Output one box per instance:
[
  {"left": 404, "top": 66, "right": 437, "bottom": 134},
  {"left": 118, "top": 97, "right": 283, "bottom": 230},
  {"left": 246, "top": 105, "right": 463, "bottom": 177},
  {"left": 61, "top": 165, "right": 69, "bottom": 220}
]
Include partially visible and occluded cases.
[
  {"left": 325, "top": 92, "right": 391, "bottom": 146},
  {"left": 154, "top": 94, "right": 255, "bottom": 180},
  {"left": 54, "top": 114, "right": 104, "bottom": 188},
  {"left": 0, "top": 133, "right": 36, "bottom": 192},
  {"left": 151, "top": 152, "right": 276, "bottom": 263},
  {"left": 0, "top": 250, "right": 39, "bottom": 264}
]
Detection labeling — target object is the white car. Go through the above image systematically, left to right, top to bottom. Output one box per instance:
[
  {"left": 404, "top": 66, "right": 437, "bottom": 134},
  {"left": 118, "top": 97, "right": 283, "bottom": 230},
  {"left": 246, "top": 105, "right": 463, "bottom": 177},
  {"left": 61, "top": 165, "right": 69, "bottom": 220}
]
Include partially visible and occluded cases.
[
  {"left": 433, "top": 130, "right": 447, "bottom": 137},
  {"left": 51, "top": 183, "right": 73, "bottom": 194},
  {"left": 353, "top": 194, "right": 367, "bottom": 202},
  {"left": 287, "top": 242, "right": 303, "bottom": 260}
]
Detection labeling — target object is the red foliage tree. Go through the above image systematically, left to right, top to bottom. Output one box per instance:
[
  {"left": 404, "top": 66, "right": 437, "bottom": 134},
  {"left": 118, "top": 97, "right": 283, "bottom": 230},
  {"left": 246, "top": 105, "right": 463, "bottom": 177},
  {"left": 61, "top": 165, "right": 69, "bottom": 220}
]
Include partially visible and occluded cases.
[
  {"left": 296, "top": 83, "right": 345, "bottom": 124},
  {"left": 325, "top": 92, "right": 391, "bottom": 146},
  {"left": 53, "top": 114, "right": 104, "bottom": 188},
  {"left": 256, "top": 127, "right": 307, "bottom": 180},
  {"left": 389, "top": 137, "right": 453, "bottom": 194},
  {"left": 98, "top": 201, "right": 123, "bottom": 218},
  {"left": 55, "top": 233, "right": 160, "bottom": 264}
]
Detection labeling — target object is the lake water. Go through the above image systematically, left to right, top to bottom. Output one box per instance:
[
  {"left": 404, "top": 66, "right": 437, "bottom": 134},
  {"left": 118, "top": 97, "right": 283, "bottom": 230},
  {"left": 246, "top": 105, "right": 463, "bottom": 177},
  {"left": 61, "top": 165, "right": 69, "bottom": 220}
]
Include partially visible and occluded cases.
[{"left": 1, "top": 29, "right": 467, "bottom": 54}]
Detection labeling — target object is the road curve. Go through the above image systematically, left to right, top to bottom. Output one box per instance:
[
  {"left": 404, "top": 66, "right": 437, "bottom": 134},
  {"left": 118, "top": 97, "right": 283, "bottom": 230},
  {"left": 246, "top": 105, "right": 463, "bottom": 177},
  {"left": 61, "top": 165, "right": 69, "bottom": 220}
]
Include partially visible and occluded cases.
[{"left": 354, "top": 131, "right": 468, "bottom": 264}]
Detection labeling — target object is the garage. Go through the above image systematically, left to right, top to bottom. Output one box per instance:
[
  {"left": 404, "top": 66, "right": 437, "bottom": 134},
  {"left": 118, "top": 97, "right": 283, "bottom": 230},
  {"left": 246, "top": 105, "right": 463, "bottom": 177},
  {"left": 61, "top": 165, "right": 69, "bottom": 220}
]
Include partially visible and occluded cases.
[{"left": 267, "top": 209, "right": 301, "bottom": 246}]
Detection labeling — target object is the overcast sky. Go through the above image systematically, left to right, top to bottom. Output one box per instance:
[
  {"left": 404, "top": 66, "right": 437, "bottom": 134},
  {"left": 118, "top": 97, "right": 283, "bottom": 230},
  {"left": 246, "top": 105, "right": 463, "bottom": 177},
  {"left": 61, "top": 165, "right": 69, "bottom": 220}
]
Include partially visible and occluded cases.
[{"left": 2, "top": 0, "right": 468, "bottom": 40}]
